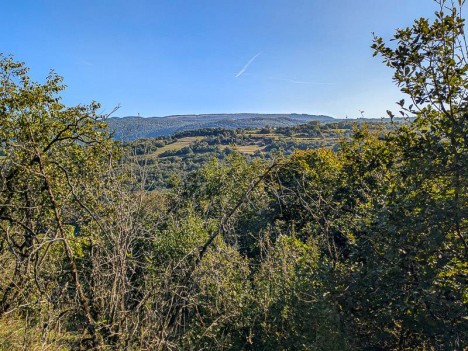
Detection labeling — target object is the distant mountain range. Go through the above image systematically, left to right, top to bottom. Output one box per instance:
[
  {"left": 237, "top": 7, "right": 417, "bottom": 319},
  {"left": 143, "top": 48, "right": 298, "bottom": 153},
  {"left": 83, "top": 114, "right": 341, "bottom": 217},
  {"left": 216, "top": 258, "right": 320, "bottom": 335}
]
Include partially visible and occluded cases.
[{"left": 107, "top": 113, "right": 336, "bottom": 140}]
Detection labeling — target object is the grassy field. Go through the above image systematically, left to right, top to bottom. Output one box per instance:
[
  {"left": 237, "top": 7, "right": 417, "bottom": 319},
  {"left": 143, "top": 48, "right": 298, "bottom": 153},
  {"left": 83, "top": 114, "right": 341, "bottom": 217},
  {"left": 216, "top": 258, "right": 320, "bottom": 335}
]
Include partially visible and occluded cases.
[
  {"left": 145, "top": 132, "right": 335, "bottom": 160},
  {"left": 246, "top": 133, "right": 323, "bottom": 142},
  {"left": 246, "top": 133, "right": 282, "bottom": 139},
  {"left": 154, "top": 136, "right": 266, "bottom": 157},
  {"left": 152, "top": 137, "right": 204, "bottom": 157},
  {"left": 222, "top": 144, "right": 265, "bottom": 155}
]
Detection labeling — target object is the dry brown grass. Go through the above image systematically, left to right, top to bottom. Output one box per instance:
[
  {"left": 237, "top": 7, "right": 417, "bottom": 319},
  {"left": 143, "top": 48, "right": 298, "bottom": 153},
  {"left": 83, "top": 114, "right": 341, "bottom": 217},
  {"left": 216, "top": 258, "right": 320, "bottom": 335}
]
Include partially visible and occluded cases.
[{"left": 0, "top": 317, "right": 76, "bottom": 351}]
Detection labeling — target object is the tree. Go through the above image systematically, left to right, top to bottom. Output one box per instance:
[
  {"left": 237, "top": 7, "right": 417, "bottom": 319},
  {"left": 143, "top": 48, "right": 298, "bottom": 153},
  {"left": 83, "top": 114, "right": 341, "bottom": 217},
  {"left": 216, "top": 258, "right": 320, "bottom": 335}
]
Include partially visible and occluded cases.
[
  {"left": 372, "top": 0, "right": 467, "bottom": 247},
  {"left": 344, "top": 1, "right": 468, "bottom": 348},
  {"left": 0, "top": 54, "right": 116, "bottom": 348}
]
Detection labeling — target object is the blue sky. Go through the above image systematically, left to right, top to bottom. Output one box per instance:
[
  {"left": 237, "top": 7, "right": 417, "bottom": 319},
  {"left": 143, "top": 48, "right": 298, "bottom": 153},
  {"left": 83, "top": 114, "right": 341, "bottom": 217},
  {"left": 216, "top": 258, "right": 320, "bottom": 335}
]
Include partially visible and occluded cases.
[{"left": 1, "top": 0, "right": 435, "bottom": 118}]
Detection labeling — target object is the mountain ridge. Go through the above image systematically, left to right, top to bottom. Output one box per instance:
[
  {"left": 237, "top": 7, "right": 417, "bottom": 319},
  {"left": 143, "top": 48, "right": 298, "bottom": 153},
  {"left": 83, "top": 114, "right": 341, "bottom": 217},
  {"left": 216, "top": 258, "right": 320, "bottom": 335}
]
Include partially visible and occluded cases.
[{"left": 107, "top": 113, "right": 336, "bottom": 140}]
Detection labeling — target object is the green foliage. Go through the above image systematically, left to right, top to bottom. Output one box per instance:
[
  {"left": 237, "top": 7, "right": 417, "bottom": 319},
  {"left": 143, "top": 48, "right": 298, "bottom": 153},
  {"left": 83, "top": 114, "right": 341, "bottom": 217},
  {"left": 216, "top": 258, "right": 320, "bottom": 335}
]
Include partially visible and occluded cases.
[
  {"left": 1, "top": 1, "right": 467, "bottom": 349},
  {"left": 0, "top": 53, "right": 116, "bottom": 349},
  {"left": 123, "top": 121, "right": 370, "bottom": 189},
  {"left": 153, "top": 207, "right": 212, "bottom": 264},
  {"left": 251, "top": 236, "right": 346, "bottom": 351},
  {"left": 181, "top": 242, "right": 252, "bottom": 350}
]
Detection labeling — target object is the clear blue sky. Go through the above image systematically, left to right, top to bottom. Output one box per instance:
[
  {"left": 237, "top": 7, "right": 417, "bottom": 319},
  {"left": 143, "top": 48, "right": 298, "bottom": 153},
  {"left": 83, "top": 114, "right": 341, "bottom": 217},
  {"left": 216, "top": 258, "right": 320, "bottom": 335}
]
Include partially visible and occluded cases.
[{"left": 1, "top": 0, "right": 436, "bottom": 118}]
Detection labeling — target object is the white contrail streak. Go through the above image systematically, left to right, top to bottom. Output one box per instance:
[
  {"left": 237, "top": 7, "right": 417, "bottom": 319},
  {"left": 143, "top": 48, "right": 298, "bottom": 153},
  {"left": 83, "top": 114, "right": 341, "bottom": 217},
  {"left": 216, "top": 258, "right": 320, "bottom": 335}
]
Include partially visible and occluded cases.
[{"left": 235, "top": 51, "right": 262, "bottom": 78}]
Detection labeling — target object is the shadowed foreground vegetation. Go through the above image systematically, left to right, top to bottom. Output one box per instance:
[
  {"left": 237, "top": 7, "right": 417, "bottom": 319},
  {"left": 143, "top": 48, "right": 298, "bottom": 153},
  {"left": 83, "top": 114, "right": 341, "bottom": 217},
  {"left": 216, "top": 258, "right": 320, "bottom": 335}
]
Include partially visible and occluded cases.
[{"left": 0, "top": 1, "right": 466, "bottom": 350}]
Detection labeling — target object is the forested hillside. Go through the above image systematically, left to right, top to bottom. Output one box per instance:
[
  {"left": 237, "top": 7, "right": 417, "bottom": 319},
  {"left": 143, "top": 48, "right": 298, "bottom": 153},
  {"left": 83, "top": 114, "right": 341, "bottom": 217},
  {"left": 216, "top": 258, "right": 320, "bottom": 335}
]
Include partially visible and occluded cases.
[
  {"left": 0, "top": 1, "right": 466, "bottom": 350},
  {"left": 107, "top": 113, "right": 335, "bottom": 140},
  {"left": 123, "top": 121, "right": 394, "bottom": 189}
]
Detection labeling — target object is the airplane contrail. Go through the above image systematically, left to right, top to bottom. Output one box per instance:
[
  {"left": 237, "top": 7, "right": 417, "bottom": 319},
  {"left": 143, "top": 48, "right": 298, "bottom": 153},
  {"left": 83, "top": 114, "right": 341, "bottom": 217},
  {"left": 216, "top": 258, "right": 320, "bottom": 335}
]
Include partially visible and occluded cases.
[{"left": 235, "top": 51, "right": 262, "bottom": 78}]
